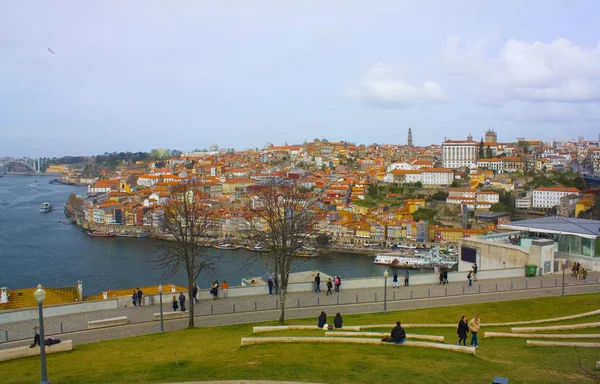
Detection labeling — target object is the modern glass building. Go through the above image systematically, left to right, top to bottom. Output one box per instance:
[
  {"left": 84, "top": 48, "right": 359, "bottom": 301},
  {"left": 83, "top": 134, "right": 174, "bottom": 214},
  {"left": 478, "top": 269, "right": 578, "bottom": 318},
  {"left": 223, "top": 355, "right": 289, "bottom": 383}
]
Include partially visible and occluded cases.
[{"left": 498, "top": 217, "right": 600, "bottom": 264}]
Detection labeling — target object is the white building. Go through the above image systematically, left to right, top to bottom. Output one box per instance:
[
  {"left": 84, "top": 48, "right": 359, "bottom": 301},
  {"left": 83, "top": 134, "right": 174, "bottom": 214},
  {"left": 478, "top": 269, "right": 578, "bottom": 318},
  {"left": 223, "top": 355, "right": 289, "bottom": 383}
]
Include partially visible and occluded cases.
[
  {"left": 442, "top": 136, "right": 478, "bottom": 169},
  {"left": 420, "top": 168, "right": 454, "bottom": 186},
  {"left": 532, "top": 187, "right": 582, "bottom": 209},
  {"left": 476, "top": 191, "right": 500, "bottom": 204},
  {"left": 515, "top": 193, "right": 532, "bottom": 210}
]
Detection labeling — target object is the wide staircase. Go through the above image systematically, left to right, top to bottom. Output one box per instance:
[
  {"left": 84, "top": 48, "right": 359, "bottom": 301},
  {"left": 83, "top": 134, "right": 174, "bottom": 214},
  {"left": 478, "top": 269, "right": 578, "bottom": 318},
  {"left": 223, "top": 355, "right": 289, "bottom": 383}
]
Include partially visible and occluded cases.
[{"left": 0, "top": 286, "right": 78, "bottom": 310}]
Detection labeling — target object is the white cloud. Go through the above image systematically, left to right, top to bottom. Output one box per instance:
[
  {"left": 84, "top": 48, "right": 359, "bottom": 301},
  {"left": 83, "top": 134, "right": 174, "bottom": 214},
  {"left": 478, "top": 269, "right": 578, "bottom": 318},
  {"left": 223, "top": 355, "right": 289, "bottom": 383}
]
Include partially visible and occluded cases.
[
  {"left": 446, "top": 36, "right": 600, "bottom": 103},
  {"left": 347, "top": 63, "right": 445, "bottom": 108}
]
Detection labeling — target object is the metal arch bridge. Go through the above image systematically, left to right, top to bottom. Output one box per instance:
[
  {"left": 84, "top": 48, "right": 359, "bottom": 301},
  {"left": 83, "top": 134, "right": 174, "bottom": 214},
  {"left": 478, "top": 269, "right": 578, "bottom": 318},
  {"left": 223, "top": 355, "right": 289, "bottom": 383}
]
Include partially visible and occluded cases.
[{"left": 0, "top": 160, "right": 39, "bottom": 173}]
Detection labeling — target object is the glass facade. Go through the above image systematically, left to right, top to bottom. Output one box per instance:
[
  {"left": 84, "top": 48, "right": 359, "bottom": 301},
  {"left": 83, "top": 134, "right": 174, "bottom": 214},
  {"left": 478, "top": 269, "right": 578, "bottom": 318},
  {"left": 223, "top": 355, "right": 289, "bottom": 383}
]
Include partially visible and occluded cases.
[{"left": 558, "top": 234, "right": 598, "bottom": 258}]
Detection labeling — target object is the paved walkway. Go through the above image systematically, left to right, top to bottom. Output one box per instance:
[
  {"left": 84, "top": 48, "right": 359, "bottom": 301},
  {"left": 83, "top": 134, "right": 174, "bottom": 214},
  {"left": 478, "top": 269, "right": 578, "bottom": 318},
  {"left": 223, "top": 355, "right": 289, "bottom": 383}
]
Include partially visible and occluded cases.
[{"left": 1, "top": 271, "right": 599, "bottom": 349}]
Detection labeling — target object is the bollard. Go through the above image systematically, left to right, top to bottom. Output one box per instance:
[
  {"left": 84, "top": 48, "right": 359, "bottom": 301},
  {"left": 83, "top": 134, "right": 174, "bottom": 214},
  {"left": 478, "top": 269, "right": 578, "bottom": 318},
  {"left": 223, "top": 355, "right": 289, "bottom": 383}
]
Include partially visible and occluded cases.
[
  {"left": 555, "top": 279, "right": 558, "bottom": 287},
  {"left": 541, "top": 280, "right": 543, "bottom": 288},
  {"left": 526, "top": 281, "right": 528, "bottom": 289},
  {"left": 511, "top": 282, "right": 514, "bottom": 290},
  {"left": 495, "top": 284, "right": 498, "bottom": 292},
  {"left": 463, "top": 285, "right": 465, "bottom": 295},
  {"left": 478, "top": 285, "right": 481, "bottom": 293},
  {"left": 428, "top": 288, "right": 430, "bottom": 298},
  {"left": 445, "top": 288, "right": 447, "bottom": 296},
  {"left": 410, "top": 290, "right": 413, "bottom": 299},
  {"left": 393, "top": 291, "right": 395, "bottom": 300},
  {"left": 375, "top": 293, "right": 377, "bottom": 302},
  {"left": 356, "top": 294, "right": 359, "bottom": 303},
  {"left": 337, "top": 296, "right": 339, "bottom": 305},
  {"left": 317, "top": 297, "right": 320, "bottom": 306},
  {"left": 298, "top": 299, "right": 300, "bottom": 308},
  {"left": 276, "top": 300, "right": 278, "bottom": 309},
  {"left": 254, "top": 301, "right": 257, "bottom": 311},
  {"left": 233, "top": 304, "right": 235, "bottom": 313},
  {"left": 211, "top": 305, "right": 213, "bottom": 315},
  {"left": 60, "top": 322, "right": 63, "bottom": 333},
  {"left": 4, "top": 330, "right": 7, "bottom": 342}
]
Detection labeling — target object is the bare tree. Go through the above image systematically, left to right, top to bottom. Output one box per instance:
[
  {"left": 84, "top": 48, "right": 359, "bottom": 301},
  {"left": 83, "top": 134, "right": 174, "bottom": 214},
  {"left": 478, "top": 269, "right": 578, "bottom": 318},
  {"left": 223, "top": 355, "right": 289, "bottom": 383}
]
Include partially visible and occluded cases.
[
  {"left": 244, "top": 179, "right": 318, "bottom": 324},
  {"left": 150, "top": 183, "right": 220, "bottom": 328}
]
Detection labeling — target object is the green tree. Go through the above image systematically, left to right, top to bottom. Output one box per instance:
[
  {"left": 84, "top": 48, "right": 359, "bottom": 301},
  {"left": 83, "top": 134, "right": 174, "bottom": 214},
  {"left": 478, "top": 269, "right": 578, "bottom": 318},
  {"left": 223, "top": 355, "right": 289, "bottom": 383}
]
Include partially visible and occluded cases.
[
  {"left": 478, "top": 138, "right": 485, "bottom": 159},
  {"left": 486, "top": 146, "right": 493, "bottom": 159},
  {"left": 430, "top": 190, "right": 449, "bottom": 201},
  {"left": 412, "top": 208, "right": 437, "bottom": 222}
]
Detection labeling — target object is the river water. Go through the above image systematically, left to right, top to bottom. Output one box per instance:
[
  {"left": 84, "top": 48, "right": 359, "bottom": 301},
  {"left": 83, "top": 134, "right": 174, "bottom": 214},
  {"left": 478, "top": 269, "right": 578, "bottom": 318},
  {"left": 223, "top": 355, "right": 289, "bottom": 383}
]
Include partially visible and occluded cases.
[{"left": 0, "top": 175, "right": 397, "bottom": 295}]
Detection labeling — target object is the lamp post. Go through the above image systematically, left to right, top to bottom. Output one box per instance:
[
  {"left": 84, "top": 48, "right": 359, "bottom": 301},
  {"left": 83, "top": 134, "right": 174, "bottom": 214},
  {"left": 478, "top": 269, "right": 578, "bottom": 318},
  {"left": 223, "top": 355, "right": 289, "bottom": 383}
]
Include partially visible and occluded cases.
[
  {"left": 562, "top": 261, "right": 566, "bottom": 296},
  {"left": 383, "top": 270, "right": 389, "bottom": 314},
  {"left": 33, "top": 284, "right": 49, "bottom": 384},
  {"left": 158, "top": 284, "right": 164, "bottom": 332}
]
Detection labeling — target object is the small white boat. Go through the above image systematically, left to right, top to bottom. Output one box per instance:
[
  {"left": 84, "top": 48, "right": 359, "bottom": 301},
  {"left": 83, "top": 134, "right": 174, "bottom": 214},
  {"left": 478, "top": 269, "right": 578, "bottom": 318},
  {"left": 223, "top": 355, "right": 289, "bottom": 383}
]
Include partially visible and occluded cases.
[
  {"left": 40, "top": 202, "right": 54, "bottom": 213},
  {"left": 214, "top": 243, "right": 240, "bottom": 250}
]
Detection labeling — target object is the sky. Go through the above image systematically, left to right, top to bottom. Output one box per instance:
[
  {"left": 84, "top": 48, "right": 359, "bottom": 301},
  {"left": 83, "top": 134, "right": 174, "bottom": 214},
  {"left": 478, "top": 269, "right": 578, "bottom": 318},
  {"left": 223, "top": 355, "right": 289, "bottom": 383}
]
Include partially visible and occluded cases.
[{"left": 1, "top": 0, "right": 600, "bottom": 157}]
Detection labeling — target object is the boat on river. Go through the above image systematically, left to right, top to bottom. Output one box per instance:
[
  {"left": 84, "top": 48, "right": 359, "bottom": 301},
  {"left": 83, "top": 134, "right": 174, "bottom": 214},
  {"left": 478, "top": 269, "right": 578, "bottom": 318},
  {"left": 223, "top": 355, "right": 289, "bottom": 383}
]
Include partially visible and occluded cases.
[
  {"left": 40, "top": 202, "right": 54, "bottom": 213},
  {"left": 87, "top": 231, "right": 116, "bottom": 238},
  {"left": 116, "top": 232, "right": 149, "bottom": 238},
  {"left": 214, "top": 243, "right": 240, "bottom": 250},
  {"left": 246, "top": 244, "right": 269, "bottom": 252},
  {"left": 294, "top": 247, "right": 319, "bottom": 258},
  {"left": 374, "top": 248, "right": 457, "bottom": 269}
]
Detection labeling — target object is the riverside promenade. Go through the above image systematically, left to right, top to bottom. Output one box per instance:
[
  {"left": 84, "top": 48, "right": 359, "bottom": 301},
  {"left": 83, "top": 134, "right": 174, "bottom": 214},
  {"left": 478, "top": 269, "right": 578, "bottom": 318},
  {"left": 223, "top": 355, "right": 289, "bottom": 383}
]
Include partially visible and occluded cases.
[{"left": 1, "top": 271, "right": 599, "bottom": 349}]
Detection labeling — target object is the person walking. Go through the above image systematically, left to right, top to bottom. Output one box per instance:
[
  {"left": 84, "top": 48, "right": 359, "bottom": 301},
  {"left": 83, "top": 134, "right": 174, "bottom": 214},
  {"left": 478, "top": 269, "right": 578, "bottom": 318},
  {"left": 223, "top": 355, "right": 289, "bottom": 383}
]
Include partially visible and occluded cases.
[
  {"left": 571, "top": 262, "right": 578, "bottom": 277},
  {"left": 472, "top": 264, "right": 478, "bottom": 281},
  {"left": 583, "top": 268, "right": 588, "bottom": 283},
  {"left": 439, "top": 269, "right": 444, "bottom": 285},
  {"left": 443, "top": 269, "right": 449, "bottom": 284},
  {"left": 404, "top": 270, "right": 410, "bottom": 287},
  {"left": 467, "top": 271, "right": 472, "bottom": 287},
  {"left": 392, "top": 272, "right": 399, "bottom": 288},
  {"left": 314, "top": 273, "right": 321, "bottom": 293},
  {"left": 267, "top": 275, "right": 274, "bottom": 295},
  {"left": 334, "top": 276, "right": 341, "bottom": 292},
  {"left": 326, "top": 278, "right": 333, "bottom": 296},
  {"left": 211, "top": 280, "right": 219, "bottom": 300},
  {"left": 221, "top": 281, "right": 229, "bottom": 297},
  {"left": 192, "top": 284, "right": 198, "bottom": 305},
  {"left": 136, "top": 288, "right": 143, "bottom": 307},
  {"left": 131, "top": 289, "right": 138, "bottom": 307},
  {"left": 179, "top": 292, "right": 186, "bottom": 312},
  {"left": 172, "top": 295, "right": 179, "bottom": 311},
  {"left": 318, "top": 311, "right": 327, "bottom": 328},
  {"left": 334, "top": 313, "right": 343, "bottom": 329},
  {"left": 468, "top": 314, "right": 480, "bottom": 348},
  {"left": 457, "top": 316, "right": 469, "bottom": 346}
]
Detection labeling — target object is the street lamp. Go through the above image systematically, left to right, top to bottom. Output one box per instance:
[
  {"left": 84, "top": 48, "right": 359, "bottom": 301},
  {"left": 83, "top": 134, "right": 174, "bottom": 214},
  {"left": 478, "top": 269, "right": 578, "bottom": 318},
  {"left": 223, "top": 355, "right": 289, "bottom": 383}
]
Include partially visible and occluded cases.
[
  {"left": 561, "top": 261, "right": 566, "bottom": 296},
  {"left": 383, "top": 270, "right": 389, "bottom": 314},
  {"left": 33, "top": 284, "right": 49, "bottom": 384},
  {"left": 158, "top": 284, "right": 164, "bottom": 332}
]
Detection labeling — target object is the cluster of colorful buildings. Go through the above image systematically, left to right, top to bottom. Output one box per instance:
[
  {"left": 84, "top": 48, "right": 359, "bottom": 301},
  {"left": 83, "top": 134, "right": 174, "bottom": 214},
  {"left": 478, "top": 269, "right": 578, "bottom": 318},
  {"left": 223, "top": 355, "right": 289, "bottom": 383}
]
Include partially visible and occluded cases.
[{"left": 51, "top": 132, "right": 600, "bottom": 245}]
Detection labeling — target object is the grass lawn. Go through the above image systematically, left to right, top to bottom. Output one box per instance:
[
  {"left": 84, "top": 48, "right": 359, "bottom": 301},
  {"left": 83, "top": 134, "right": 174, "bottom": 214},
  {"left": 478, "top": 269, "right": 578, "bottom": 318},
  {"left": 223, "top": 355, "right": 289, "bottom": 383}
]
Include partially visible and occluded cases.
[{"left": 3, "top": 293, "right": 600, "bottom": 383}]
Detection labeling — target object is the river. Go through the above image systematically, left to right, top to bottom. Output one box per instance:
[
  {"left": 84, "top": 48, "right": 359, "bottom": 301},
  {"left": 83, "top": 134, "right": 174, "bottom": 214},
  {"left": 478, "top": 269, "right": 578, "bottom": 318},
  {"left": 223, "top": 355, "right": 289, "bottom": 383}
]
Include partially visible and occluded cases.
[{"left": 0, "top": 175, "right": 400, "bottom": 295}]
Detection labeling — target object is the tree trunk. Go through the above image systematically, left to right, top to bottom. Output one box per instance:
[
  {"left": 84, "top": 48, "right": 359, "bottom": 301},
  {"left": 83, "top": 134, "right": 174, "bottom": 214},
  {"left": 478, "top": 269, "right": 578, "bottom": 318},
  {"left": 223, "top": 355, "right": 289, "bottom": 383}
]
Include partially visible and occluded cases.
[
  {"left": 188, "top": 280, "right": 194, "bottom": 328},
  {"left": 278, "top": 292, "right": 286, "bottom": 324}
]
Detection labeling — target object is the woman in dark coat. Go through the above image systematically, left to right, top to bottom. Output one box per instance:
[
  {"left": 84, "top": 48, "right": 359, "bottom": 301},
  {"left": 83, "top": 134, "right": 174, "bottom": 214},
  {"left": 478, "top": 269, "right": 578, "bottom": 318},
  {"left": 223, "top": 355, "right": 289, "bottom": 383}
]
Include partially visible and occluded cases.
[
  {"left": 172, "top": 295, "right": 179, "bottom": 312},
  {"left": 317, "top": 311, "right": 327, "bottom": 328},
  {"left": 333, "top": 313, "right": 343, "bottom": 329},
  {"left": 457, "top": 315, "right": 469, "bottom": 346}
]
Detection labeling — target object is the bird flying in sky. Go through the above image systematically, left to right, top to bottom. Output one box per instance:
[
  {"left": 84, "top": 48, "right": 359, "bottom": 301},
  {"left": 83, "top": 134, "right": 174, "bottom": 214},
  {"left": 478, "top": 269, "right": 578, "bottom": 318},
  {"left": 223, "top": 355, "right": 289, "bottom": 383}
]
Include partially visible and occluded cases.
[{"left": 47, "top": 47, "right": 55, "bottom": 55}]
